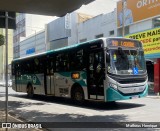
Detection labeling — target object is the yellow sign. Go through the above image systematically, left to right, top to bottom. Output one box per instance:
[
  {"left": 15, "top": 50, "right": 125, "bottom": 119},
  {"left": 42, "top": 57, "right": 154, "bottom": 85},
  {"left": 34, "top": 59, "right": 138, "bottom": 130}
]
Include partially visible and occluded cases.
[
  {"left": 117, "top": 0, "right": 160, "bottom": 27},
  {"left": 125, "top": 28, "right": 160, "bottom": 56},
  {"left": 111, "top": 40, "right": 135, "bottom": 48},
  {"left": 71, "top": 73, "right": 80, "bottom": 79}
]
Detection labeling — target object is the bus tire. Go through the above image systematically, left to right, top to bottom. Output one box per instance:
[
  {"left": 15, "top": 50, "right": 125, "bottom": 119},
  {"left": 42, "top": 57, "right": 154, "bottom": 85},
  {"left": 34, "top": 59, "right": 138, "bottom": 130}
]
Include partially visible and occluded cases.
[
  {"left": 27, "top": 84, "right": 34, "bottom": 98},
  {"left": 72, "top": 86, "right": 84, "bottom": 105}
]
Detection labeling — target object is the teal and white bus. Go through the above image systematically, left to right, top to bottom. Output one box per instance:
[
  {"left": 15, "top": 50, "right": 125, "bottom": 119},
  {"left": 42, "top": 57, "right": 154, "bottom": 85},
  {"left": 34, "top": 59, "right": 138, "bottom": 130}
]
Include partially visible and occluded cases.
[{"left": 12, "top": 37, "right": 148, "bottom": 103}]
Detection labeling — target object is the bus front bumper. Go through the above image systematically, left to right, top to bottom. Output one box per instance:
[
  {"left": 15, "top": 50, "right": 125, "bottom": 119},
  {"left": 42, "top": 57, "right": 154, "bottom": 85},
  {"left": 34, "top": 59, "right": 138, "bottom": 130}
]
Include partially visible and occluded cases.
[{"left": 106, "top": 85, "right": 148, "bottom": 102}]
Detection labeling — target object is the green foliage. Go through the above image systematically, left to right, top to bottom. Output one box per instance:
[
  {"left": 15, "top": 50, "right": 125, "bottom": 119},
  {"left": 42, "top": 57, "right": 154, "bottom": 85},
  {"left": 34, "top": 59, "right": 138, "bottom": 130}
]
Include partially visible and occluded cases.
[{"left": 0, "top": 34, "right": 4, "bottom": 46}]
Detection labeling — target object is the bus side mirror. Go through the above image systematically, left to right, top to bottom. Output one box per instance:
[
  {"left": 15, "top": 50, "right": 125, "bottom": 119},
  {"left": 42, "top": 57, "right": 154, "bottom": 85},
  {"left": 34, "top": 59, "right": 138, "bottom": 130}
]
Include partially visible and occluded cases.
[{"left": 106, "top": 53, "right": 110, "bottom": 63}]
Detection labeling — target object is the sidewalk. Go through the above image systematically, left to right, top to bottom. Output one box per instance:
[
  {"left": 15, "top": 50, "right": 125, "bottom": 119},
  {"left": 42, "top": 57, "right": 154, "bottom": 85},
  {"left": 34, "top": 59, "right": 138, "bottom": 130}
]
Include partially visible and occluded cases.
[
  {"left": 147, "top": 95, "right": 160, "bottom": 99},
  {"left": 0, "top": 109, "right": 22, "bottom": 122},
  {"left": 0, "top": 110, "right": 44, "bottom": 131}
]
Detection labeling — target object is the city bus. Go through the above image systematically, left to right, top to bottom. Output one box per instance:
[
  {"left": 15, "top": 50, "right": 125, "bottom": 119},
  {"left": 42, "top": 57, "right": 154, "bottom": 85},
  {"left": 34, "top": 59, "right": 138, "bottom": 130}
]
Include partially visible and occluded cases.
[{"left": 12, "top": 37, "right": 148, "bottom": 103}]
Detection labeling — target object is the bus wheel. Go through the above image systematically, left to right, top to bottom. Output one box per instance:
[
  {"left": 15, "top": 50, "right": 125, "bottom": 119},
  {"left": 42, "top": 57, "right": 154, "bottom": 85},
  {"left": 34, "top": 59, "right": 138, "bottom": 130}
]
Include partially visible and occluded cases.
[
  {"left": 27, "top": 85, "right": 34, "bottom": 98},
  {"left": 72, "top": 87, "right": 84, "bottom": 105}
]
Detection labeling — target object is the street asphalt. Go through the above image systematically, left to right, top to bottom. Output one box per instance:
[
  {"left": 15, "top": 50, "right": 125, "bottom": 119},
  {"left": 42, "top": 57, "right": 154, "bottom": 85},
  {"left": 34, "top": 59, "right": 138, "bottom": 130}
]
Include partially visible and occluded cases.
[{"left": 0, "top": 88, "right": 160, "bottom": 131}]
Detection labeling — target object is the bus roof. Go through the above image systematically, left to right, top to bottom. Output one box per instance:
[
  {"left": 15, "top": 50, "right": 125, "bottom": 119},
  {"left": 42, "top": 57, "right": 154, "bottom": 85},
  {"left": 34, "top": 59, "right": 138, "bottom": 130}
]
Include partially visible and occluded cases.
[
  {"left": 13, "top": 37, "right": 141, "bottom": 62},
  {"left": 13, "top": 38, "right": 105, "bottom": 62}
]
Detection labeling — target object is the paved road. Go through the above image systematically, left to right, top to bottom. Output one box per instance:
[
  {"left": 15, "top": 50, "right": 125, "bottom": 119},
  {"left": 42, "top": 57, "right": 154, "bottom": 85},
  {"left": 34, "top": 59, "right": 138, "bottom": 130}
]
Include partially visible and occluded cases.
[{"left": 0, "top": 86, "right": 160, "bottom": 131}]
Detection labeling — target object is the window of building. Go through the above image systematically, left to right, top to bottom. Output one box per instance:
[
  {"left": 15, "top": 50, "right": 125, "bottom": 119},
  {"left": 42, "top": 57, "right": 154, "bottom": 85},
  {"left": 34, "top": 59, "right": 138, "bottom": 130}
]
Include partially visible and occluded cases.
[
  {"left": 153, "top": 17, "right": 160, "bottom": 28},
  {"left": 117, "top": 26, "right": 129, "bottom": 36},
  {"left": 109, "top": 30, "right": 114, "bottom": 36},
  {"left": 95, "top": 34, "right": 103, "bottom": 38},
  {"left": 80, "top": 38, "right": 87, "bottom": 43}
]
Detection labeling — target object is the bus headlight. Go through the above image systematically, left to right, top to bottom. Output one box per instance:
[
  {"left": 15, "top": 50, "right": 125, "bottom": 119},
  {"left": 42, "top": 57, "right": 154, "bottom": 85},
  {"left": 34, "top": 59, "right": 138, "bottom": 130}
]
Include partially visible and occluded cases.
[{"left": 109, "top": 83, "right": 118, "bottom": 90}]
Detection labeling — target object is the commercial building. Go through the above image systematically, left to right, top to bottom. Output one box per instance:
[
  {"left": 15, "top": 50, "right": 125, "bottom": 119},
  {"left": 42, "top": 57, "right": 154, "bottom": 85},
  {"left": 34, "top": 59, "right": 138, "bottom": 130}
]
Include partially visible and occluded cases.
[
  {"left": 78, "top": 10, "right": 116, "bottom": 42},
  {"left": 18, "top": 11, "right": 116, "bottom": 57},
  {"left": 46, "top": 12, "right": 93, "bottom": 50},
  {"left": 13, "top": 13, "right": 54, "bottom": 58}
]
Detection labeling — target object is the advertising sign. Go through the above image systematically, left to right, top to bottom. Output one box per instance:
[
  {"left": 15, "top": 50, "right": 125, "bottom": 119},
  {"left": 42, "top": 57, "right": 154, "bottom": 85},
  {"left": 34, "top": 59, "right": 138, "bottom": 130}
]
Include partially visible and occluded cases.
[
  {"left": 117, "top": 0, "right": 160, "bottom": 27},
  {"left": 65, "top": 13, "right": 71, "bottom": 29},
  {"left": 125, "top": 27, "right": 160, "bottom": 58},
  {"left": 26, "top": 48, "right": 35, "bottom": 55}
]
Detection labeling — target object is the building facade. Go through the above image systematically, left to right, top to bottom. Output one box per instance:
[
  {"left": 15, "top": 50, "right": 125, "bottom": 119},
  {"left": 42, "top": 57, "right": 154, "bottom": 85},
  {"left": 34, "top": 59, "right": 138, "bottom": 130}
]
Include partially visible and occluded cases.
[
  {"left": 78, "top": 10, "right": 117, "bottom": 42},
  {"left": 18, "top": 11, "right": 117, "bottom": 58},
  {"left": 46, "top": 11, "right": 117, "bottom": 50},
  {"left": 13, "top": 13, "right": 54, "bottom": 58},
  {"left": 0, "top": 29, "right": 13, "bottom": 81},
  {"left": 19, "top": 30, "right": 46, "bottom": 58}
]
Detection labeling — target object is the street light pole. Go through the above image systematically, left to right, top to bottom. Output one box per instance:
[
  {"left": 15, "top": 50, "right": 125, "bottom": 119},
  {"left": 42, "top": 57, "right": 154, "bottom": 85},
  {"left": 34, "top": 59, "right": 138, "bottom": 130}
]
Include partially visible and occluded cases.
[
  {"left": 122, "top": 0, "right": 126, "bottom": 37},
  {"left": 5, "top": 11, "right": 8, "bottom": 125}
]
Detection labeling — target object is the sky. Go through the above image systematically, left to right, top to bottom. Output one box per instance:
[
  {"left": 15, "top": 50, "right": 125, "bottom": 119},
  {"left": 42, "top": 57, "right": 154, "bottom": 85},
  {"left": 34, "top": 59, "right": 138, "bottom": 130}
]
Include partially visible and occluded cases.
[{"left": 76, "top": 0, "right": 119, "bottom": 16}]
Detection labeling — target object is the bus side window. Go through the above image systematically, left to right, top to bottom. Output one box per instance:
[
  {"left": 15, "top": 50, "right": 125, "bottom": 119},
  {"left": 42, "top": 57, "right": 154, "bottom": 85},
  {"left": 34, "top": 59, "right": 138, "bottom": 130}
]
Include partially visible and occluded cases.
[
  {"left": 70, "top": 49, "right": 84, "bottom": 71},
  {"left": 77, "top": 50, "right": 84, "bottom": 70},
  {"left": 69, "top": 51, "right": 75, "bottom": 71},
  {"left": 62, "top": 53, "right": 69, "bottom": 71},
  {"left": 89, "top": 53, "right": 94, "bottom": 71},
  {"left": 55, "top": 54, "right": 69, "bottom": 72},
  {"left": 56, "top": 54, "right": 62, "bottom": 72},
  {"left": 46, "top": 56, "right": 54, "bottom": 74},
  {"left": 33, "top": 57, "right": 44, "bottom": 74},
  {"left": 39, "top": 57, "right": 45, "bottom": 73},
  {"left": 34, "top": 58, "right": 40, "bottom": 74},
  {"left": 21, "top": 60, "right": 29, "bottom": 74},
  {"left": 50, "top": 61, "right": 54, "bottom": 74},
  {"left": 12, "top": 63, "right": 15, "bottom": 76},
  {"left": 15, "top": 63, "right": 21, "bottom": 76}
]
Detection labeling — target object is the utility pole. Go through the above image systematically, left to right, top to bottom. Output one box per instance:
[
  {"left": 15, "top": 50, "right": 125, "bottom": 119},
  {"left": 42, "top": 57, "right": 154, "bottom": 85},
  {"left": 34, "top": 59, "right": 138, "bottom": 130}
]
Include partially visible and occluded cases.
[
  {"left": 5, "top": 11, "right": 8, "bottom": 131},
  {"left": 0, "top": 12, "right": 16, "bottom": 129}
]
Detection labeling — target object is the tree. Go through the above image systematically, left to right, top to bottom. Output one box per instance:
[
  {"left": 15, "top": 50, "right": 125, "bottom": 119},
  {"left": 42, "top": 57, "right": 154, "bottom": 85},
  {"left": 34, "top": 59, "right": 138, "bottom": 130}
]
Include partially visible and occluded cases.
[{"left": 0, "top": 34, "right": 4, "bottom": 46}]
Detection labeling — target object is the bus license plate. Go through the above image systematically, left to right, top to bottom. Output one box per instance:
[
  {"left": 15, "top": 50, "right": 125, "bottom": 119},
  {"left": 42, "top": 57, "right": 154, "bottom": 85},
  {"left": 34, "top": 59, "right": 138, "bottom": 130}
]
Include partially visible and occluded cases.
[{"left": 131, "top": 95, "right": 139, "bottom": 99}]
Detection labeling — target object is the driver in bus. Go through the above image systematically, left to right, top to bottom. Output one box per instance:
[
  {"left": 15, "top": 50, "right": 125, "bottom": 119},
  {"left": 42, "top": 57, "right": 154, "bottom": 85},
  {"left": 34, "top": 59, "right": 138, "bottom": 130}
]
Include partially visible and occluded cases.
[{"left": 116, "top": 47, "right": 129, "bottom": 70}]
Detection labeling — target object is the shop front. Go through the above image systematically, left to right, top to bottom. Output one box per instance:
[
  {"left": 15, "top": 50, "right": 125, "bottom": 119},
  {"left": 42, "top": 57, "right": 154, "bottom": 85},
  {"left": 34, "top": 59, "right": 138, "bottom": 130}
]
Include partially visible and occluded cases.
[{"left": 125, "top": 27, "right": 160, "bottom": 94}]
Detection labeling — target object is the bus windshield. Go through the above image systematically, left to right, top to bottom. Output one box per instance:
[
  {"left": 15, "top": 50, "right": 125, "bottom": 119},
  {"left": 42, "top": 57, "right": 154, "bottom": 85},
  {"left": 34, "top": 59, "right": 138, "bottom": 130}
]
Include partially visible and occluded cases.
[{"left": 108, "top": 48, "right": 146, "bottom": 75}]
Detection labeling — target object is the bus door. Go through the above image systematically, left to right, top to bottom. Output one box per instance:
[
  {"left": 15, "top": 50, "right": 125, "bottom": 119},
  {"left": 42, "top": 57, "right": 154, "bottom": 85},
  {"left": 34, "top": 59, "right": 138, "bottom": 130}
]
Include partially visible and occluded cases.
[
  {"left": 87, "top": 49, "right": 104, "bottom": 100},
  {"left": 46, "top": 57, "right": 55, "bottom": 95},
  {"left": 16, "top": 70, "right": 22, "bottom": 92}
]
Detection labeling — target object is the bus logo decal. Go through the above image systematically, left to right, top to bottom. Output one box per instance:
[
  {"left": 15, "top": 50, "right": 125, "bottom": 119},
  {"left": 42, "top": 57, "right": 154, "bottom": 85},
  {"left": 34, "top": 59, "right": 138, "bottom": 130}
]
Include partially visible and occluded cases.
[{"left": 33, "top": 76, "right": 37, "bottom": 84}]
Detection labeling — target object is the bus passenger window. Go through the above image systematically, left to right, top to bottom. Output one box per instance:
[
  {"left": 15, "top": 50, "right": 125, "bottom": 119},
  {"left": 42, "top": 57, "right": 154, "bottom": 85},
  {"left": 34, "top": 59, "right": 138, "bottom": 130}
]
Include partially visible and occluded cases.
[
  {"left": 70, "top": 49, "right": 84, "bottom": 71},
  {"left": 76, "top": 50, "right": 84, "bottom": 70},
  {"left": 55, "top": 53, "right": 69, "bottom": 72},
  {"left": 55, "top": 55, "right": 60, "bottom": 72},
  {"left": 34, "top": 58, "right": 39, "bottom": 73}
]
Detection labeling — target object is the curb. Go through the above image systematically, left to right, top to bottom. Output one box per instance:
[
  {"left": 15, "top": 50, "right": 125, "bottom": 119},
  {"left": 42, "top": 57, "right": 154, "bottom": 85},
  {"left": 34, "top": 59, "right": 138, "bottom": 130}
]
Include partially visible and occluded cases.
[{"left": 147, "top": 96, "right": 160, "bottom": 99}]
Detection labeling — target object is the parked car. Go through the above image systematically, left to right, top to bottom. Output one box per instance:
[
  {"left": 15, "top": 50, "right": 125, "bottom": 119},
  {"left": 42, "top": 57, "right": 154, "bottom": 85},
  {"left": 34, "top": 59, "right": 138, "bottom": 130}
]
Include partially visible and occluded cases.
[
  {"left": 0, "top": 80, "right": 12, "bottom": 87},
  {"left": 8, "top": 80, "right": 12, "bottom": 87},
  {"left": 0, "top": 81, "right": 5, "bottom": 86}
]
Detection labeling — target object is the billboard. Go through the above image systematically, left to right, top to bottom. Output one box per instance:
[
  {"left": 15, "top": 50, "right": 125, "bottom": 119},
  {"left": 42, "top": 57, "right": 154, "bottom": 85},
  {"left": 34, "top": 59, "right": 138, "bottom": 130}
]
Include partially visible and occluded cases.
[
  {"left": 117, "top": 0, "right": 160, "bottom": 27},
  {"left": 125, "top": 27, "right": 160, "bottom": 58}
]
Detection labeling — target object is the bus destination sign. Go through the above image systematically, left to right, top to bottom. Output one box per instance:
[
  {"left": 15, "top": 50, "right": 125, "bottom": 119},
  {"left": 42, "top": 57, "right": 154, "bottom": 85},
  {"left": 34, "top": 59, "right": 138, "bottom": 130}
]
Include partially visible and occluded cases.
[{"left": 109, "top": 39, "right": 141, "bottom": 48}]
